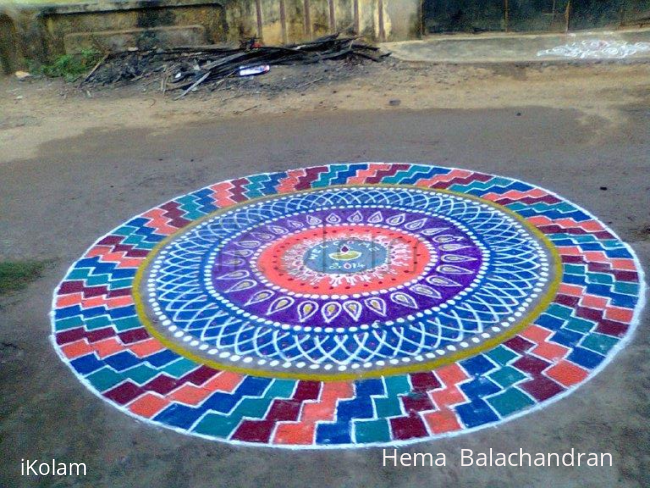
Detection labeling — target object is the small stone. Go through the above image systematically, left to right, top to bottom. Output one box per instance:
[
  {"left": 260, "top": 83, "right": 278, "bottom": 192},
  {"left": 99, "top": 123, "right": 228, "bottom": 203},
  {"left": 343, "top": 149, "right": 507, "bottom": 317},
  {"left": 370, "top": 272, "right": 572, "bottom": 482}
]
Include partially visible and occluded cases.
[{"left": 389, "top": 99, "right": 401, "bottom": 106}]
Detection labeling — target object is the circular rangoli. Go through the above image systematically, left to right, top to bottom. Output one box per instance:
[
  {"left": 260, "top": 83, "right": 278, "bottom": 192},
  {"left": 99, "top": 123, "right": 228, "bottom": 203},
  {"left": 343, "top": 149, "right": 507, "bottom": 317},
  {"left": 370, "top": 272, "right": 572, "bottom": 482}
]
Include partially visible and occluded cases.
[{"left": 51, "top": 163, "right": 645, "bottom": 447}]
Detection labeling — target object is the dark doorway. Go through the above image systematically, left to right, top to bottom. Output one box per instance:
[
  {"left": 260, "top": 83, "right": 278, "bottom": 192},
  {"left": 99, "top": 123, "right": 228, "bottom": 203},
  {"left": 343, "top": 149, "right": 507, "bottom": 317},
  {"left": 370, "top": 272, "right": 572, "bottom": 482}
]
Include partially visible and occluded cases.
[
  {"left": 423, "top": 0, "right": 506, "bottom": 34},
  {"left": 423, "top": 0, "right": 649, "bottom": 34},
  {"left": 0, "top": 15, "right": 19, "bottom": 74}
]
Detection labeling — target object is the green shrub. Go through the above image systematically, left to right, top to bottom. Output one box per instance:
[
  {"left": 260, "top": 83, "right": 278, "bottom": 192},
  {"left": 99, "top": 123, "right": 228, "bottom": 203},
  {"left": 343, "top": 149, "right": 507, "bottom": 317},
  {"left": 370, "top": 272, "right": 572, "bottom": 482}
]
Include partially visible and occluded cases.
[
  {"left": 33, "top": 49, "right": 102, "bottom": 82},
  {"left": 0, "top": 260, "right": 49, "bottom": 295}
]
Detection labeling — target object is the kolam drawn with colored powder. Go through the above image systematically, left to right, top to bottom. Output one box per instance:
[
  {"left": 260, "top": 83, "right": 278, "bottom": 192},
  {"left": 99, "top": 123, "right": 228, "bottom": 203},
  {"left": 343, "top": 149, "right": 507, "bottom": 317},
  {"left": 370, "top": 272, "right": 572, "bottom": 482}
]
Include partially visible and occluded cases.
[{"left": 51, "top": 163, "right": 645, "bottom": 448}]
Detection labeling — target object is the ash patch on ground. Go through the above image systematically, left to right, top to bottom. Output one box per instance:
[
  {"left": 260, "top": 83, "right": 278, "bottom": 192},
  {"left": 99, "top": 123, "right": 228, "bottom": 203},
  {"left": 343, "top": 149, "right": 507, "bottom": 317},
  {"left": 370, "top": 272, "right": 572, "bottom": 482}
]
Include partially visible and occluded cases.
[
  {"left": 82, "top": 36, "right": 391, "bottom": 100},
  {"left": 83, "top": 56, "right": 470, "bottom": 102},
  {"left": 86, "top": 56, "right": 405, "bottom": 100},
  {"left": 190, "top": 59, "right": 416, "bottom": 102},
  {"left": 209, "top": 60, "right": 378, "bottom": 98}
]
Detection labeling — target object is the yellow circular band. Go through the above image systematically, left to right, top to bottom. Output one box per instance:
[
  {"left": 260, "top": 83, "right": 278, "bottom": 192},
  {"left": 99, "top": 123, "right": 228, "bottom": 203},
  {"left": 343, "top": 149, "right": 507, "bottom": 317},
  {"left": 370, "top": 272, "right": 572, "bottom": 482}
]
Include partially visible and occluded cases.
[{"left": 132, "top": 184, "right": 562, "bottom": 381}]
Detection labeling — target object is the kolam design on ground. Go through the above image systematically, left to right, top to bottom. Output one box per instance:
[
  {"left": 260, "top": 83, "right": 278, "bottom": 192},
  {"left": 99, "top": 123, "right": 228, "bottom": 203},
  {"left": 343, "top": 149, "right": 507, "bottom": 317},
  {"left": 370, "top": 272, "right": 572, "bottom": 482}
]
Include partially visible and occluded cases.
[{"left": 51, "top": 163, "right": 645, "bottom": 448}]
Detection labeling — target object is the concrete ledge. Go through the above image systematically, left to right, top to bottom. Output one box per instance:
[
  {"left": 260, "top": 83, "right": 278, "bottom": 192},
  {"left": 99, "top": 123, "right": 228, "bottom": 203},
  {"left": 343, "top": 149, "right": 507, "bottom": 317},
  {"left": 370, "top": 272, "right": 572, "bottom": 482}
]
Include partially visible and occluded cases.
[
  {"left": 0, "top": 0, "right": 236, "bottom": 70},
  {"left": 31, "top": 0, "right": 224, "bottom": 15},
  {"left": 39, "top": 1, "right": 227, "bottom": 56},
  {"left": 64, "top": 24, "right": 207, "bottom": 52},
  {"left": 385, "top": 28, "right": 650, "bottom": 64}
]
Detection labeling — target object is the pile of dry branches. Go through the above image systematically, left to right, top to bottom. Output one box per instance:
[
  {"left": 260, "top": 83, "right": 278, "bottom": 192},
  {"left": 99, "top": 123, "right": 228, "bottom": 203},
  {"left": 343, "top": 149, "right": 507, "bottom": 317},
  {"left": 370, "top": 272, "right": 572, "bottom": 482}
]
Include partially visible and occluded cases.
[{"left": 83, "top": 34, "right": 389, "bottom": 98}]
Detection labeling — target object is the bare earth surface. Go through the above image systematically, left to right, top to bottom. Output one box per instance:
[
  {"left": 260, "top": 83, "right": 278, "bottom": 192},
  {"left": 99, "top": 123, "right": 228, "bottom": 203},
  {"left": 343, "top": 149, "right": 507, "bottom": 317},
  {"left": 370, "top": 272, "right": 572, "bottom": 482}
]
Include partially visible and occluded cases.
[
  {"left": 0, "top": 60, "right": 649, "bottom": 488},
  {"left": 2, "top": 61, "right": 649, "bottom": 162}
]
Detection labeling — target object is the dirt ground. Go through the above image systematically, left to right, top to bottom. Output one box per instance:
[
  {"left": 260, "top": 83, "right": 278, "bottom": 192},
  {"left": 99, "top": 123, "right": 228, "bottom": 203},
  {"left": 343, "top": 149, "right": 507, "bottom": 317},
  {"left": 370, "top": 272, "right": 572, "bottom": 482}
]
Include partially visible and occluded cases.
[
  {"left": 0, "top": 60, "right": 649, "bottom": 488},
  {"left": 2, "top": 60, "right": 649, "bottom": 162}
]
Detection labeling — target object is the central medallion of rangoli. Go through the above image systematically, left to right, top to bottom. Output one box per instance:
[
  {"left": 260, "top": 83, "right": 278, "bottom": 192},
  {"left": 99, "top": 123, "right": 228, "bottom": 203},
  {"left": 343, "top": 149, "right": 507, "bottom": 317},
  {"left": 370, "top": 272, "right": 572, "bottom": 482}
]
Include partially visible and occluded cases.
[{"left": 141, "top": 187, "right": 553, "bottom": 377}]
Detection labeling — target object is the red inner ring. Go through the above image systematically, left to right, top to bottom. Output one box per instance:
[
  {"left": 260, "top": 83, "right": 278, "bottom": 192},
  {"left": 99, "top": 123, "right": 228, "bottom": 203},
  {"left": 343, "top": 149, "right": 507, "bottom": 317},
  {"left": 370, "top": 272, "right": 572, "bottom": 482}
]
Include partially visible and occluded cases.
[{"left": 255, "top": 225, "right": 432, "bottom": 295}]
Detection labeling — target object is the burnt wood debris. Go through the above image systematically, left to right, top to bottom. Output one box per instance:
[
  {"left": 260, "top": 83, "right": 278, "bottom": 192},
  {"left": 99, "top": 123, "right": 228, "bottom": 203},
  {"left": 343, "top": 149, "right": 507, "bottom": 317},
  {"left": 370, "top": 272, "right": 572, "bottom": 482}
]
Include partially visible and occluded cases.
[{"left": 82, "top": 34, "right": 389, "bottom": 98}]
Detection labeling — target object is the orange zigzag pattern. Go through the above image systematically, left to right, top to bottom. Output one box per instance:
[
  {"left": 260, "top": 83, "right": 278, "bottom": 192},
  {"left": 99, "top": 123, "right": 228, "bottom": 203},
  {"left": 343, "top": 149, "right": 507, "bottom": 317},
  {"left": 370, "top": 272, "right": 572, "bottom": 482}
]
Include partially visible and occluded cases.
[
  {"left": 414, "top": 169, "right": 474, "bottom": 188},
  {"left": 85, "top": 246, "right": 144, "bottom": 268},
  {"left": 423, "top": 364, "right": 468, "bottom": 434},
  {"left": 272, "top": 382, "right": 354, "bottom": 445}
]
